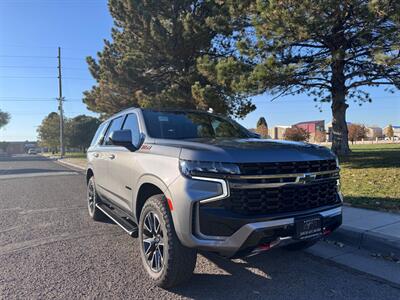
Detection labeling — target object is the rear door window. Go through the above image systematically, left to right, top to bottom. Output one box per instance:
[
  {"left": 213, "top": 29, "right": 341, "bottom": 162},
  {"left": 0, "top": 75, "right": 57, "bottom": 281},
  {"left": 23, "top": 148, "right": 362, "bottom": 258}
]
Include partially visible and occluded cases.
[{"left": 90, "top": 122, "right": 108, "bottom": 146}]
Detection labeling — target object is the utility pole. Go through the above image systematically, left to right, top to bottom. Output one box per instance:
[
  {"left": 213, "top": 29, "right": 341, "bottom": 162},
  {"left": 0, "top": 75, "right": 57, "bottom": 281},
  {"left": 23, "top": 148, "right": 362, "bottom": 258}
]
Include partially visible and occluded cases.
[{"left": 57, "top": 46, "right": 65, "bottom": 157}]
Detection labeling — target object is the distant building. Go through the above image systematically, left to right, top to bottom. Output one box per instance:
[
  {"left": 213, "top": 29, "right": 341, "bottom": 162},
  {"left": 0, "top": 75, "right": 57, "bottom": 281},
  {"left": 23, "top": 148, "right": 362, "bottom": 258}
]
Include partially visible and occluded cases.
[
  {"left": 293, "top": 120, "right": 325, "bottom": 142},
  {"left": 269, "top": 125, "right": 291, "bottom": 139},
  {"left": 383, "top": 125, "right": 400, "bottom": 138},
  {"left": 365, "top": 126, "right": 383, "bottom": 140},
  {"left": 1, "top": 141, "right": 38, "bottom": 155}
]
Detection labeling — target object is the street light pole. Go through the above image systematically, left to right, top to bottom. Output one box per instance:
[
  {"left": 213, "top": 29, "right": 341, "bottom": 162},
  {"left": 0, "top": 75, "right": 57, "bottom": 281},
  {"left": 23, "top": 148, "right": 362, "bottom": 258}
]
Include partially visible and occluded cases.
[{"left": 57, "top": 47, "right": 65, "bottom": 157}]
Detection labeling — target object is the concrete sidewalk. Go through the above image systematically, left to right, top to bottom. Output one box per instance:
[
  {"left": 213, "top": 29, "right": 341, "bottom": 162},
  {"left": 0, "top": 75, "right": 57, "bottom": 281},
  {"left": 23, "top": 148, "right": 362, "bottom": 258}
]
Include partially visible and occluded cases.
[{"left": 331, "top": 206, "right": 400, "bottom": 257}]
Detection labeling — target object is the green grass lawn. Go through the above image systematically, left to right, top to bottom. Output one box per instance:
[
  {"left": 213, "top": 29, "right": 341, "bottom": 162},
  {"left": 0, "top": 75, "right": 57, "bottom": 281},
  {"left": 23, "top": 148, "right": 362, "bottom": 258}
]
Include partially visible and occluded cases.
[{"left": 339, "top": 143, "right": 400, "bottom": 212}]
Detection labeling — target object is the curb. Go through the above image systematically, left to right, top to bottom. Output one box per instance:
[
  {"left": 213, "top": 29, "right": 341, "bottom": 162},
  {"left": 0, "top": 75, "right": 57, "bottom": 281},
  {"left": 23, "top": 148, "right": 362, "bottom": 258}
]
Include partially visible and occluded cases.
[
  {"left": 56, "top": 159, "right": 86, "bottom": 171},
  {"left": 330, "top": 225, "right": 400, "bottom": 257}
]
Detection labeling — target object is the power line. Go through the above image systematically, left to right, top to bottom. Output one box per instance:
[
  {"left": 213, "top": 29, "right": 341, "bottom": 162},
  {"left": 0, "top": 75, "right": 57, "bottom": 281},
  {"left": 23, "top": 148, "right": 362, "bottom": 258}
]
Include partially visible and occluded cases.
[
  {"left": 0, "top": 44, "right": 99, "bottom": 52},
  {"left": 0, "top": 55, "right": 56, "bottom": 59},
  {"left": 0, "top": 55, "right": 85, "bottom": 60},
  {"left": 0, "top": 65, "right": 56, "bottom": 69},
  {"left": 0, "top": 66, "right": 88, "bottom": 70},
  {"left": 0, "top": 75, "right": 92, "bottom": 80},
  {"left": 0, "top": 76, "right": 56, "bottom": 79},
  {"left": 0, "top": 96, "right": 80, "bottom": 100},
  {"left": 0, "top": 99, "right": 81, "bottom": 102},
  {"left": 4, "top": 111, "right": 83, "bottom": 115}
]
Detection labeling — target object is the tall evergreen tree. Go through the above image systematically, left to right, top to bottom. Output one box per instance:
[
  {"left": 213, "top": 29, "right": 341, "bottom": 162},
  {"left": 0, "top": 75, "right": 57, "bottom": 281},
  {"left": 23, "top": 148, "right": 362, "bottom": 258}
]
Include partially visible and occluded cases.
[
  {"left": 84, "top": 0, "right": 255, "bottom": 118},
  {"left": 198, "top": 0, "right": 400, "bottom": 155},
  {"left": 256, "top": 117, "right": 269, "bottom": 138}
]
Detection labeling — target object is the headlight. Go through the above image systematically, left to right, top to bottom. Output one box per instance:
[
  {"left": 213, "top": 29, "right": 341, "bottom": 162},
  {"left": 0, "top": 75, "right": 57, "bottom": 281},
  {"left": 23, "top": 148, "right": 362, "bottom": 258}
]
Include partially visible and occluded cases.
[{"left": 179, "top": 160, "right": 240, "bottom": 177}]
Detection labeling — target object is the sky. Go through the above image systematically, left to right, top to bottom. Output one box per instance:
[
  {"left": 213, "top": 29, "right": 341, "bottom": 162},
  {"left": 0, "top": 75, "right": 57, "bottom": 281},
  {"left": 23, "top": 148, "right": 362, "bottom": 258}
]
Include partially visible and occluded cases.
[{"left": 0, "top": 0, "right": 399, "bottom": 141}]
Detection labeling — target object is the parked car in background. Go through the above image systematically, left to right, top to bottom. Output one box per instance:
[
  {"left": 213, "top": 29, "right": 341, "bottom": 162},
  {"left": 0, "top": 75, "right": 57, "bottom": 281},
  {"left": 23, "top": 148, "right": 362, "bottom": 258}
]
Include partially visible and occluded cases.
[
  {"left": 86, "top": 108, "right": 343, "bottom": 288},
  {"left": 28, "top": 148, "right": 38, "bottom": 155}
]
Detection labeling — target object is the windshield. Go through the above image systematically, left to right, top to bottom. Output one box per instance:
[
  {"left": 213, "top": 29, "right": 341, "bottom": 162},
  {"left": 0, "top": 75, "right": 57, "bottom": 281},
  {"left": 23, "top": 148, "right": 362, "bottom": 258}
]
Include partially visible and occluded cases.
[{"left": 142, "top": 110, "right": 250, "bottom": 140}]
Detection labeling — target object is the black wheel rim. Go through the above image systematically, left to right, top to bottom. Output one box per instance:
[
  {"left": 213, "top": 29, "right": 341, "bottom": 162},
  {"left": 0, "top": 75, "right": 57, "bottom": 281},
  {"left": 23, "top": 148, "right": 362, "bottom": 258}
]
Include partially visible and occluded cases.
[
  {"left": 88, "top": 180, "right": 95, "bottom": 213},
  {"left": 142, "top": 211, "right": 164, "bottom": 273}
]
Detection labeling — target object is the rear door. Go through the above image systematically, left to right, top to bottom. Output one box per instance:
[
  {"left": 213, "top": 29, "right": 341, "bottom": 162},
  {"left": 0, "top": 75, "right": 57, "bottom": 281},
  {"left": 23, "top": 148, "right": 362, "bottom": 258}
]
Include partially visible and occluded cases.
[
  {"left": 107, "top": 113, "right": 142, "bottom": 213},
  {"left": 96, "top": 116, "right": 125, "bottom": 202},
  {"left": 87, "top": 121, "right": 109, "bottom": 191}
]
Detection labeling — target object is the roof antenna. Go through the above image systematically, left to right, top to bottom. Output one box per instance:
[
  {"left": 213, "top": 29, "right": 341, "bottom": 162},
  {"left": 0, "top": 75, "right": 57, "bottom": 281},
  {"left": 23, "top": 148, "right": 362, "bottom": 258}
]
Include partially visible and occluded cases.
[{"left": 208, "top": 107, "right": 214, "bottom": 113}]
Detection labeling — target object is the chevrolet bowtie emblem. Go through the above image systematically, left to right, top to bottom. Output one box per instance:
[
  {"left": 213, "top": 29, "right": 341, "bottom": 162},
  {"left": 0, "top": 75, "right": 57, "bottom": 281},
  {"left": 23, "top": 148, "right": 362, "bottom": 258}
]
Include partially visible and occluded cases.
[{"left": 297, "top": 173, "right": 317, "bottom": 184}]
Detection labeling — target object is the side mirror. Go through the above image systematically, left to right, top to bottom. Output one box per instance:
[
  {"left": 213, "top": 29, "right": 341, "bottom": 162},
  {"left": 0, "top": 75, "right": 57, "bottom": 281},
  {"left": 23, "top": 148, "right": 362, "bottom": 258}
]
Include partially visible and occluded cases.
[{"left": 109, "top": 130, "right": 137, "bottom": 151}]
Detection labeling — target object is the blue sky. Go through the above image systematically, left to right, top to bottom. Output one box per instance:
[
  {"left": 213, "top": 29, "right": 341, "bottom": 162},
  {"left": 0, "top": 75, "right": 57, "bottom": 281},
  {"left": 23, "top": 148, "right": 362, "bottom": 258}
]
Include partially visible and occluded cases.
[{"left": 0, "top": 0, "right": 399, "bottom": 141}]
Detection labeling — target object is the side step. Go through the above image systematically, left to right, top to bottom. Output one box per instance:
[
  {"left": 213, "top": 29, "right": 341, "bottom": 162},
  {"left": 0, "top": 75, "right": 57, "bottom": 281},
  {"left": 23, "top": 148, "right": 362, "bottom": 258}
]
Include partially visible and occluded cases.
[{"left": 96, "top": 203, "right": 138, "bottom": 238}]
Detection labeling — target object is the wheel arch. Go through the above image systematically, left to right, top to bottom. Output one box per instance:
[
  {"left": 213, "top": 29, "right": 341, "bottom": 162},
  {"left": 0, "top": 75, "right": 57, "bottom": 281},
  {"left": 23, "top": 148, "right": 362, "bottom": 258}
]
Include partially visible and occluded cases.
[
  {"left": 86, "top": 168, "right": 94, "bottom": 184},
  {"left": 133, "top": 175, "right": 172, "bottom": 223}
]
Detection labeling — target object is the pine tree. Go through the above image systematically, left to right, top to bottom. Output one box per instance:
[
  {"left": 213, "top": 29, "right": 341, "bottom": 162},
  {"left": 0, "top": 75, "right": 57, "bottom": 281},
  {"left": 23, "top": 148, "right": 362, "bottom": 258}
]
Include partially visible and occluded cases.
[
  {"left": 84, "top": 0, "right": 255, "bottom": 118},
  {"left": 199, "top": 0, "right": 400, "bottom": 155},
  {"left": 256, "top": 117, "right": 269, "bottom": 138}
]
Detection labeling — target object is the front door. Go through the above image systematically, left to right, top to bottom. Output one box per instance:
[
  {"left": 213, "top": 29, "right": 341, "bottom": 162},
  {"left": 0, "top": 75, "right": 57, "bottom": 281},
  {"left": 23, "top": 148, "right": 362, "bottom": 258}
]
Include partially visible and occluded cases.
[{"left": 107, "top": 113, "right": 142, "bottom": 213}]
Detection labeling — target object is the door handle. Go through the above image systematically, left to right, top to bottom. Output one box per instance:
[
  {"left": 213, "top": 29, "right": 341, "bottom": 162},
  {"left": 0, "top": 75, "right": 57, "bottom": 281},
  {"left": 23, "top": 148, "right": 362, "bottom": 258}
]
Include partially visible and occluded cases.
[
  {"left": 93, "top": 153, "right": 99, "bottom": 158},
  {"left": 109, "top": 154, "right": 115, "bottom": 159}
]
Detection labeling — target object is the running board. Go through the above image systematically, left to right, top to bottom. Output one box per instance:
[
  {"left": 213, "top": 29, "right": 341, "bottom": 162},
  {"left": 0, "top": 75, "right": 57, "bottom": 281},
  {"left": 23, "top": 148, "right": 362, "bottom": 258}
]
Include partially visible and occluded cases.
[{"left": 96, "top": 203, "right": 138, "bottom": 238}]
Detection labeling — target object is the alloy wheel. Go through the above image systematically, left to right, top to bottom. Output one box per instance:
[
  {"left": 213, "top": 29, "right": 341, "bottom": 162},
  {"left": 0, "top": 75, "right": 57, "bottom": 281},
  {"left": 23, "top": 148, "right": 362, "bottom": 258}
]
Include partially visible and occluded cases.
[
  {"left": 87, "top": 180, "right": 95, "bottom": 214},
  {"left": 142, "top": 211, "right": 164, "bottom": 273}
]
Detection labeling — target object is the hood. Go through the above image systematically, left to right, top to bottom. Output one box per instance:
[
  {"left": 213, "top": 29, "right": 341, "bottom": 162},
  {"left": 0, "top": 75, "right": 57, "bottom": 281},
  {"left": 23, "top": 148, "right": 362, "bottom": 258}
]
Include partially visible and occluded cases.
[{"left": 154, "top": 138, "right": 335, "bottom": 163}]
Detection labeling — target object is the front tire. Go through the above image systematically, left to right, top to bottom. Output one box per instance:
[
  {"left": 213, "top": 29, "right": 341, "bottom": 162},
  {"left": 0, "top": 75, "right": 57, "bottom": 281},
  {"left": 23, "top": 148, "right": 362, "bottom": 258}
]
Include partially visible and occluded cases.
[
  {"left": 87, "top": 176, "right": 105, "bottom": 221},
  {"left": 139, "top": 194, "right": 197, "bottom": 288}
]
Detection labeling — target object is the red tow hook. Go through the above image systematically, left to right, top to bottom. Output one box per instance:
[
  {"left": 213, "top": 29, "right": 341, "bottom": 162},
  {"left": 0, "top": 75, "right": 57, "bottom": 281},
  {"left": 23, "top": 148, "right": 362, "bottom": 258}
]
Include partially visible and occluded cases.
[
  {"left": 323, "top": 228, "right": 331, "bottom": 236},
  {"left": 257, "top": 243, "right": 271, "bottom": 251}
]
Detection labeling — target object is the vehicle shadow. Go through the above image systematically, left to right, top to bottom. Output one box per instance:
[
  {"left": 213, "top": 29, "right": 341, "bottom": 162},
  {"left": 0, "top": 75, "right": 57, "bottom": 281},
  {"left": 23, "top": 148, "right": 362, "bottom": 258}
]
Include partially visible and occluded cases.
[
  {"left": 340, "top": 148, "right": 400, "bottom": 169},
  {"left": 0, "top": 155, "right": 53, "bottom": 162},
  {"left": 0, "top": 168, "right": 73, "bottom": 175},
  {"left": 169, "top": 249, "right": 338, "bottom": 299}
]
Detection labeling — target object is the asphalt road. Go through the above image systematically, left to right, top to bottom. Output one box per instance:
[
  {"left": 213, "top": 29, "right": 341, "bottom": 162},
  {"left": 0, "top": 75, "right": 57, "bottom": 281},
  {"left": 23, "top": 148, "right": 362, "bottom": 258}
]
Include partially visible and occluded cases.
[{"left": 0, "top": 155, "right": 399, "bottom": 299}]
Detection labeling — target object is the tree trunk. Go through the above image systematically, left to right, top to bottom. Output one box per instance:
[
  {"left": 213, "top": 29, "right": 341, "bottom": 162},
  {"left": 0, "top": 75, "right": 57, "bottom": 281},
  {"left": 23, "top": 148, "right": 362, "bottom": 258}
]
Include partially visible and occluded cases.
[
  {"left": 330, "top": 50, "right": 351, "bottom": 156},
  {"left": 331, "top": 97, "right": 350, "bottom": 155}
]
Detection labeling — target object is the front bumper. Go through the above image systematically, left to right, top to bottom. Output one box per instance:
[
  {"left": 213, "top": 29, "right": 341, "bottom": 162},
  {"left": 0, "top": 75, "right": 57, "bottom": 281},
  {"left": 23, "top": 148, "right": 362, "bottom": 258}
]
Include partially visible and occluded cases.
[
  {"left": 167, "top": 174, "right": 342, "bottom": 258},
  {"left": 191, "top": 205, "right": 342, "bottom": 257}
]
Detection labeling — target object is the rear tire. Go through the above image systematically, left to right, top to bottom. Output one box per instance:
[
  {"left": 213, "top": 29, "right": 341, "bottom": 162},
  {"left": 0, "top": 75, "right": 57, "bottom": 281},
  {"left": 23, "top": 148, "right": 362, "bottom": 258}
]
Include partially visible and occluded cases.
[
  {"left": 87, "top": 176, "right": 106, "bottom": 221},
  {"left": 138, "top": 194, "right": 197, "bottom": 288},
  {"left": 283, "top": 240, "right": 317, "bottom": 251}
]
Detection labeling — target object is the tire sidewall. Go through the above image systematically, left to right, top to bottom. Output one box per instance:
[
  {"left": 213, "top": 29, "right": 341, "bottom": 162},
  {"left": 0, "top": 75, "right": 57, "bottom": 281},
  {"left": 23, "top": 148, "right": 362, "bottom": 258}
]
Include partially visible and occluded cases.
[
  {"left": 87, "top": 176, "right": 96, "bottom": 218},
  {"left": 138, "top": 198, "right": 170, "bottom": 282}
]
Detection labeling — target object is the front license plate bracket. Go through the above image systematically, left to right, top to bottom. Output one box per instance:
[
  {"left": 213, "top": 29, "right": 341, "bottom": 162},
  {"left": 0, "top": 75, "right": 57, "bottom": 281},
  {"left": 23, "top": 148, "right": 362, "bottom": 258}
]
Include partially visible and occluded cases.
[{"left": 295, "top": 216, "right": 322, "bottom": 240}]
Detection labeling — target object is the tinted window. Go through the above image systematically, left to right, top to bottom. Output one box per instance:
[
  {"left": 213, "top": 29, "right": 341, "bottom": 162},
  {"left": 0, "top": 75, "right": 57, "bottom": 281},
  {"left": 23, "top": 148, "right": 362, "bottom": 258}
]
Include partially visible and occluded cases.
[
  {"left": 142, "top": 110, "right": 249, "bottom": 139},
  {"left": 122, "top": 113, "right": 140, "bottom": 146},
  {"left": 103, "top": 116, "right": 124, "bottom": 145},
  {"left": 90, "top": 122, "right": 108, "bottom": 146}
]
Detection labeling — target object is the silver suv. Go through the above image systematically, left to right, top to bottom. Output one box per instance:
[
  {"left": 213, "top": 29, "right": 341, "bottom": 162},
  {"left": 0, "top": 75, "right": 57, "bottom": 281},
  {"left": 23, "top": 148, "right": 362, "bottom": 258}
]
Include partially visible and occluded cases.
[{"left": 86, "top": 108, "right": 342, "bottom": 287}]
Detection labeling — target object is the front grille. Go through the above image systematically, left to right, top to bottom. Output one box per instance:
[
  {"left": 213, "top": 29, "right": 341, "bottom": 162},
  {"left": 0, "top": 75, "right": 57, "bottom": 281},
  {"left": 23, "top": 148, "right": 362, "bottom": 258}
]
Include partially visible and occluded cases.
[
  {"left": 238, "top": 159, "right": 337, "bottom": 176},
  {"left": 224, "top": 180, "right": 340, "bottom": 216}
]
